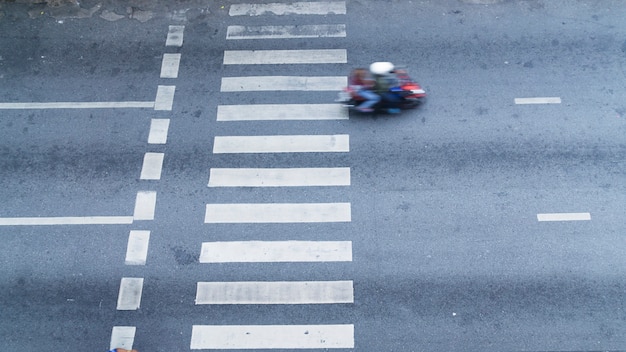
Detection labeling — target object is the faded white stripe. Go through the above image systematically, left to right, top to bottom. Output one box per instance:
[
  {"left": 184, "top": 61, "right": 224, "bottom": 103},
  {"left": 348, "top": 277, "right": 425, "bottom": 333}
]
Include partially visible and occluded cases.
[
  {"left": 229, "top": 1, "right": 346, "bottom": 16},
  {"left": 226, "top": 24, "right": 346, "bottom": 40},
  {"left": 166, "top": 25, "right": 184, "bottom": 47},
  {"left": 223, "top": 49, "right": 347, "bottom": 64},
  {"left": 160, "top": 53, "right": 181, "bottom": 78},
  {"left": 221, "top": 76, "right": 346, "bottom": 91},
  {"left": 154, "top": 85, "right": 175, "bottom": 111},
  {"left": 515, "top": 97, "right": 562, "bottom": 104},
  {"left": 0, "top": 101, "right": 154, "bottom": 109},
  {"left": 217, "top": 104, "right": 347, "bottom": 121},
  {"left": 148, "top": 118, "right": 170, "bottom": 144},
  {"left": 213, "top": 135, "right": 349, "bottom": 153},
  {"left": 140, "top": 152, "right": 164, "bottom": 180},
  {"left": 208, "top": 167, "right": 350, "bottom": 187},
  {"left": 133, "top": 191, "right": 156, "bottom": 220},
  {"left": 204, "top": 203, "right": 351, "bottom": 223},
  {"left": 537, "top": 212, "right": 591, "bottom": 221},
  {"left": 0, "top": 216, "right": 133, "bottom": 226},
  {"left": 125, "top": 230, "right": 150, "bottom": 265},
  {"left": 200, "top": 241, "right": 353, "bottom": 263},
  {"left": 116, "top": 277, "right": 144, "bottom": 310},
  {"left": 195, "top": 281, "right": 354, "bottom": 304},
  {"left": 190, "top": 324, "right": 354, "bottom": 349},
  {"left": 110, "top": 326, "right": 136, "bottom": 350}
]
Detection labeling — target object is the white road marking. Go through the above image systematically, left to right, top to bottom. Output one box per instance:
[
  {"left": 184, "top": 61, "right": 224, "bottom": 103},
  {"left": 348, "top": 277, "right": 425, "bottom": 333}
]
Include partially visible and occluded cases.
[
  {"left": 229, "top": 1, "right": 346, "bottom": 16},
  {"left": 226, "top": 24, "right": 346, "bottom": 40},
  {"left": 166, "top": 25, "right": 185, "bottom": 47},
  {"left": 223, "top": 49, "right": 347, "bottom": 65},
  {"left": 160, "top": 53, "right": 181, "bottom": 78},
  {"left": 221, "top": 76, "right": 346, "bottom": 91},
  {"left": 154, "top": 85, "right": 175, "bottom": 111},
  {"left": 514, "top": 97, "right": 562, "bottom": 104},
  {"left": 0, "top": 101, "right": 154, "bottom": 109},
  {"left": 217, "top": 104, "right": 348, "bottom": 121},
  {"left": 148, "top": 118, "right": 170, "bottom": 144},
  {"left": 213, "top": 135, "right": 349, "bottom": 153},
  {"left": 140, "top": 152, "right": 165, "bottom": 180},
  {"left": 208, "top": 167, "right": 350, "bottom": 187},
  {"left": 133, "top": 191, "right": 156, "bottom": 220},
  {"left": 204, "top": 203, "right": 351, "bottom": 223},
  {"left": 537, "top": 212, "right": 591, "bottom": 221},
  {"left": 0, "top": 216, "right": 133, "bottom": 226},
  {"left": 125, "top": 230, "right": 150, "bottom": 265},
  {"left": 200, "top": 241, "right": 353, "bottom": 263},
  {"left": 116, "top": 277, "right": 144, "bottom": 310},
  {"left": 195, "top": 281, "right": 354, "bottom": 304},
  {"left": 190, "top": 324, "right": 354, "bottom": 349},
  {"left": 110, "top": 326, "right": 136, "bottom": 350}
]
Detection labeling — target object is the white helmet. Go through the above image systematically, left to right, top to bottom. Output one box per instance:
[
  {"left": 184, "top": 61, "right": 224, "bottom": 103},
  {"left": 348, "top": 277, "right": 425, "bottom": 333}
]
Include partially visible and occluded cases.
[{"left": 370, "top": 62, "right": 394, "bottom": 75}]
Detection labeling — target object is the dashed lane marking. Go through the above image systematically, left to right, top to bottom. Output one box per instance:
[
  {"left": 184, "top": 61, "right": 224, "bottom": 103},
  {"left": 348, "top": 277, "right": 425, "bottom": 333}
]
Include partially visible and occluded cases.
[
  {"left": 229, "top": 1, "right": 346, "bottom": 16},
  {"left": 226, "top": 24, "right": 346, "bottom": 40},
  {"left": 166, "top": 25, "right": 185, "bottom": 47},
  {"left": 223, "top": 49, "right": 347, "bottom": 64},
  {"left": 160, "top": 53, "right": 181, "bottom": 78},
  {"left": 221, "top": 76, "right": 346, "bottom": 92},
  {"left": 154, "top": 85, "right": 176, "bottom": 111},
  {"left": 514, "top": 97, "right": 562, "bottom": 104},
  {"left": 217, "top": 104, "right": 347, "bottom": 121},
  {"left": 148, "top": 118, "right": 170, "bottom": 144},
  {"left": 212, "top": 135, "right": 349, "bottom": 153},
  {"left": 140, "top": 152, "right": 165, "bottom": 180},
  {"left": 208, "top": 167, "right": 350, "bottom": 187},
  {"left": 133, "top": 191, "right": 157, "bottom": 220},
  {"left": 204, "top": 203, "right": 351, "bottom": 223},
  {"left": 537, "top": 212, "right": 591, "bottom": 221},
  {"left": 0, "top": 216, "right": 134, "bottom": 226},
  {"left": 125, "top": 230, "right": 150, "bottom": 265},
  {"left": 199, "top": 240, "right": 353, "bottom": 263},
  {"left": 116, "top": 277, "right": 144, "bottom": 310},
  {"left": 195, "top": 281, "right": 354, "bottom": 304},
  {"left": 190, "top": 324, "right": 354, "bottom": 349},
  {"left": 110, "top": 326, "right": 136, "bottom": 351}
]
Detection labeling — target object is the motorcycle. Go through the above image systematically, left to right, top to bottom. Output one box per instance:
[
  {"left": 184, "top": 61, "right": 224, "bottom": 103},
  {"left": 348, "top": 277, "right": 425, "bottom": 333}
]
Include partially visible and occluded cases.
[{"left": 336, "top": 65, "right": 426, "bottom": 113}]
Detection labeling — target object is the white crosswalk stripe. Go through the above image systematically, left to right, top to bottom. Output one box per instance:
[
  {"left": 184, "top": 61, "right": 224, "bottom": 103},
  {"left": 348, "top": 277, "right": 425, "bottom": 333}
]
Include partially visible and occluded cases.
[
  {"left": 229, "top": 1, "right": 346, "bottom": 16},
  {"left": 226, "top": 24, "right": 346, "bottom": 40},
  {"left": 223, "top": 49, "right": 347, "bottom": 64},
  {"left": 221, "top": 76, "right": 346, "bottom": 92},
  {"left": 217, "top": 104, "right": 348, "bottom": 121},
  {"left": 213, "top": 135, "right": 349, "bottom": 153},
  {"left": 208, "top": 167, "right": 350, "bottom": 187},
  {"left": 204, "top": 203, "right": 351, "bottom": 223},
  {"left": 199, "top": 241, "right": 352, "bottom": 263}
]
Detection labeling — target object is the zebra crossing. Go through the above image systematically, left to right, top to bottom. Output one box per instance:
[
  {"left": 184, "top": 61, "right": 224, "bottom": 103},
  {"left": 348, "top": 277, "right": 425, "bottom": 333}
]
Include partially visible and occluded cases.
[{"left": 196, "top": 1, "right": 353, "bottom": 349}]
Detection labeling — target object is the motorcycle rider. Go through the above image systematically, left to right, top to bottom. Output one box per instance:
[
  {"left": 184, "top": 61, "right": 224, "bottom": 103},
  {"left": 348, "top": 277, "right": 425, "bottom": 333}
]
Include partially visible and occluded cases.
[
  {"left": 370, "top": 62, "right": 402, "bottom": 114},
  {"left": 348, "top": 68, "right": 381, "bottom": 113}
]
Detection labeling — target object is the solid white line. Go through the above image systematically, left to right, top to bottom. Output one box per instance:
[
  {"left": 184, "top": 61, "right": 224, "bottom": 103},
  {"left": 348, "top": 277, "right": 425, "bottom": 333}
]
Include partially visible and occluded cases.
[
  {"left": 229, "top": 1, "right": 346, "bottom": 16},
  {"left": 226, "top": 24, "right": 346, "bottom": 40},
  {"left": 166, "top": 25, "right": 184, "bottom": 47},
  {"left": 223, "top": 49, "right": 347, "bottom": 64},
  {"left": 160, "top": 53, "right": 181, "bottom": 78},
  {"left": 221, "top": 76, "right": 346, "bottom": 91},
  {"left": 154, "top": 85, "right": 175, "bottom": 111},
  {"left": 514, "top": 97, "right": 562, "bottom": 104},
  {"left": 0, "top": 101, "right": 154, "bottom": 109},
  {"left": 217, "top": 104, "right": 348, "bottom": 121},
  {"left": 148, "top": 119, "right": 170, "bottom": 144},
  {"left": 213, "top": 135, "right": 349, "bottom": 153},
  {"left": 140, "top": 152, "right": 165, "bottom": 180},
  {"left": 208, "top": 167, "right": 350, "bottom": 187},
  {"left": 133, "top": 191, "right": 156, "bottom": 220},
  {"left": 204, "top": 203, "right": 351, "bottom": 223},
  {"left": 537, "top": 212, "right": 591, "bottom": 221},
  {"left": 0, "top": 216, "right": 133, "bottom": 226},
  {"left": 125, "top": 230, "right": 150, "bottom": 265},
  {"left": 200, "top": 241, "right": 353, "bottom": 263},
  {"left": 116, "top": 277, "right": 144, "bottom": 310},
  {"left": 195, "top": 281, "right": 354, "bottom": 304},
  {"left": 190, "top": 324, "right": 354, "bottom": 349},
  {"left": 110, "top": 326, "right": 136, "bottom": 350}
]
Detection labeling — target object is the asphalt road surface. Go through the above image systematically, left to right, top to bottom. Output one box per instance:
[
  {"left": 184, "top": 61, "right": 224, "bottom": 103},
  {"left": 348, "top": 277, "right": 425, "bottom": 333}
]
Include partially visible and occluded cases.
[{"left": 1, "top": 1, "right": 626, "bottom": 351}]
